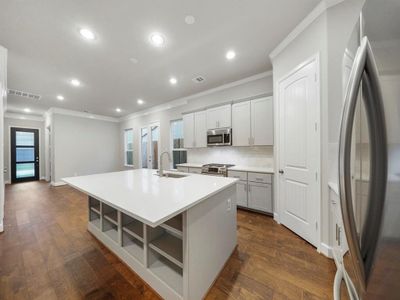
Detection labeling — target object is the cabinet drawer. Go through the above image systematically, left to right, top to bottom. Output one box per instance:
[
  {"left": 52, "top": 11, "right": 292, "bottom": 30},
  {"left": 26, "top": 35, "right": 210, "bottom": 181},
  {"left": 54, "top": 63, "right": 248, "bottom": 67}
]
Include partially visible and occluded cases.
[
  {"left": 177, "top": 166, "right": 189, "bottom": 173},
  {"left": 188, "top": 167, "right": 202, "bottom": 174},
  {"left": 228, "top": 170, "right": 247, "bottom": 181},
  {"left": 248, "top": 172, "right": 271, "bottom": 184}
]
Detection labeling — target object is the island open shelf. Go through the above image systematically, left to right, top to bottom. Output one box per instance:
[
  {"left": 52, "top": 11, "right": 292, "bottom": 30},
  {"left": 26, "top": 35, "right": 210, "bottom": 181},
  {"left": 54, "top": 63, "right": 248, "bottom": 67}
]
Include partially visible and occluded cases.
[{"left": 65, "top": 169, "right": 238, "bottom": 300}]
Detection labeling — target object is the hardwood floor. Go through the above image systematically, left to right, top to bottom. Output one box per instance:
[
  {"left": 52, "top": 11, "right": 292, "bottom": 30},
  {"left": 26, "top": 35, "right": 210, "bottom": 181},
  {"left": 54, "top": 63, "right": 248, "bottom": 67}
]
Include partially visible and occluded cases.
[{"left": 1, "top": 181, "right": 336, "bottom": 299}]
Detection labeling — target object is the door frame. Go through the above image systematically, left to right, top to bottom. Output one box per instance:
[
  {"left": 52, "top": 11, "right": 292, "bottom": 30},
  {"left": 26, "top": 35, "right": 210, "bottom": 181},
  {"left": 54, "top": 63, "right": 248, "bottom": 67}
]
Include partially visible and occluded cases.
[
  {"left": 274, "top": 53, "right": 321, "bottom": 250},
  {"left": 139, "top": 121, "right": 161, "bottom": 169},
  {"left": 9, "top": 126, "right": 41, "bottom": 183}
]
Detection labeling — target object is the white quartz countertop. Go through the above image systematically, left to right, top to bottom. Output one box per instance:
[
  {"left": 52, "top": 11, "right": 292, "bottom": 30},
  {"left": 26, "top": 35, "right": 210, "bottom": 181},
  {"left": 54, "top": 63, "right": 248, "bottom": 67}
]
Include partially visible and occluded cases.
[
  {"left": 176, "top": 163, "right": 204, "bottom": 168},
  {"left": 228, "top": 165, "right": 274, "bottom": 174},
  {"left": 63, "top": 169, "right": 238, "bottom": 227}
]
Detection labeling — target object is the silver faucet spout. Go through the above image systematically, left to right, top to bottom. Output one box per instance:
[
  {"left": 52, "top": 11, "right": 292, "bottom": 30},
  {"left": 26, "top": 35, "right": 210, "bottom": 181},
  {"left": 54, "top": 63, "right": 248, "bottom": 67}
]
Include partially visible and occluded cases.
[{"left": 159, "top": 151, "right": 171, "bottom": 177}]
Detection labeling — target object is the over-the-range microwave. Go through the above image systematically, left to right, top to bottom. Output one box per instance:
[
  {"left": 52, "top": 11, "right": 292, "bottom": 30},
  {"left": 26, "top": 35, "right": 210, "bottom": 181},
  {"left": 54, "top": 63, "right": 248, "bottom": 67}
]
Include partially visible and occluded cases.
[{"left": 207, "top": 128, "right": 232, "bottom": 146}]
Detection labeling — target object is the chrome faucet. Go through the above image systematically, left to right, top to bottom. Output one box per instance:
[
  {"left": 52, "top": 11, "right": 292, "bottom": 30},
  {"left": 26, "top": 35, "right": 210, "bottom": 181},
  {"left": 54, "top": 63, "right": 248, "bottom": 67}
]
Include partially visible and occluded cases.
[{"left": 158, "top": 151, "right": 171, "bottom": 177}]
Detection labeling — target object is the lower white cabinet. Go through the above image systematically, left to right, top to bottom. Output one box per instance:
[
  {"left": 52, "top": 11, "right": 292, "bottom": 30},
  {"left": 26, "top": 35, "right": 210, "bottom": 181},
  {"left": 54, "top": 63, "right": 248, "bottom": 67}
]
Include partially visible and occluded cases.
[
  {"left": 176, "top": 166, "right": 202, "bottom": 174},
  {"left": 177, "top": 166, "right": 188, "bottom": 172},
  {"left": 188, "top": 167, "right": 202, "bottom": 174},
  {"left": 229, "top": 170, "right": 273, "bottom": 214},
  {"left": 236, "top": 181, "right": 248, "bottom": 207},
  {"left": 248, "top": 182, "right": 272, "bottom": 213}
]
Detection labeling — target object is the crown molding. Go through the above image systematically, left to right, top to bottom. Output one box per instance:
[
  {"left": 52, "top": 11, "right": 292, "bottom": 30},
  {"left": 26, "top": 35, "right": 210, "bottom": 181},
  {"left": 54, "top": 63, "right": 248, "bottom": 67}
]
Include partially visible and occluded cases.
[
  {"left": 269, "top": 0, "right": 345, "bottom": 60},
  {"left": 121, "top": 70, "right": 272, "bottom": 122},
  {"left": 46, "top": 107, "right": 119, "bottom": 123},
  {"left": 4, "top": 112, "right": 44, "bottom": 122}
]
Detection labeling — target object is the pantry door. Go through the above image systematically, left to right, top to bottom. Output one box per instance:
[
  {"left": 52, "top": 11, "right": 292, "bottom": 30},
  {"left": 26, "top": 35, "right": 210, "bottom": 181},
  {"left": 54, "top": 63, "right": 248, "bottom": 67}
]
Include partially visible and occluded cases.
[
  {"left": 277, "top": 56, "right": 320, "bottom": 247},
  {"left": 140, "top": 122, "right": 160, "bottom": 169}
]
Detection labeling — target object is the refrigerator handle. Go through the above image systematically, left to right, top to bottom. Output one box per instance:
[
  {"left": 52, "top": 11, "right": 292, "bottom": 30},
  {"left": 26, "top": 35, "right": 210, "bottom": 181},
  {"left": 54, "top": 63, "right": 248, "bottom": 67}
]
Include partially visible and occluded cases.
[{"left": 338, "top": 36, "right": 388, "bottom": 292}]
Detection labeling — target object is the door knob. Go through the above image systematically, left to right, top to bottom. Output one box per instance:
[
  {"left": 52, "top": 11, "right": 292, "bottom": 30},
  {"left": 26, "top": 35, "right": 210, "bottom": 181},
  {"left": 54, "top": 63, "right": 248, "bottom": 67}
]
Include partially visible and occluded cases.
[{"left": 279, "top": 169, "right": 284, "bottom": 174}]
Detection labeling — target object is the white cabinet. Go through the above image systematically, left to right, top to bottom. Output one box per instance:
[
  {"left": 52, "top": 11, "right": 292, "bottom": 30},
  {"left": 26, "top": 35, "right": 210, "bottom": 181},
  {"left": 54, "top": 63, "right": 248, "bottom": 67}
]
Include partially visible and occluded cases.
[
  {"left": 232, "top": 97, "right": 273, "bottom": 146},
  {"left": 252, "top": 97, "right": 273, "bottom": 145},
  {"left": 232, "top": 101, "right": 251, "bottom": 146},
  {"left": 206, "top": 104, "right": 231, "bottom": 129},
  {"left": 183, "top": 111, "right": 207, "bottom": 148},
  {"left": 194, "top": 111, "right": 207, "bottom": 148},
  {"left": 183, "top": 113, "right": 194, "bottom": 148},
  {"left": 177, "top": 166, "right": 188, "bottom": 173},
  {"left": 188, "top": 167, "right": 202, "bottom": 174},
  {"left": 228, "top": 170, "right": 273, "bottom": 214},
  {"left": 236, "top": 181, "right": 248, "bottom": 207},
  {"left": 248, "top": 182, "right": 272, "bottom": 213}
]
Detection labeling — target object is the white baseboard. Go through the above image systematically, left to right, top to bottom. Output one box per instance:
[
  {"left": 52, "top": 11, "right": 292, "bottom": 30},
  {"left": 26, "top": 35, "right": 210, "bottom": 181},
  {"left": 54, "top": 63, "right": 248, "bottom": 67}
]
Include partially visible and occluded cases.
[
  {"left": 51, "top": 181, "right": 67, "bottom": 187},
  {"left": 273, "top": 212, "right": 280, "bottom": 224},
  {"left": 319, "top": 242, "right": 333, "bottom": 258}
]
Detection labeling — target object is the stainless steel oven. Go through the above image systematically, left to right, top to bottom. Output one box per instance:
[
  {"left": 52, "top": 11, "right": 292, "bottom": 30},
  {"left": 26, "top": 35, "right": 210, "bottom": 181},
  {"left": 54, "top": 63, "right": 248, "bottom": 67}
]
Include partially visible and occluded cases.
[{"left": 207, "top": 128, "right": 232, "bottom": 146}]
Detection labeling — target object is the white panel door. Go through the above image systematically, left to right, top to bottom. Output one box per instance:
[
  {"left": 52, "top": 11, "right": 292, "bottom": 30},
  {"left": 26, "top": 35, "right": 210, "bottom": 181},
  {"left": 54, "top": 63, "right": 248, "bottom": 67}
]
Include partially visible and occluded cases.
[
  {"left": 278, "top": 58, "right": 319, "bottom": 247},
  {"left": 251, "top": 97, "right": 273, "bottom": 145},
  {"left": 232, "top": 101, "right": 251, "bottom": 146},
  {"left": 194, "top": 111, "right": 207, "bottom": 148},
  {"left": 183, "top": 113, "right": 194, "bottom": 148},
  {"left": 236, "top": 181, "right": 248, "bottom": 207},
  {"left": 248, "top": 182, "right": 272, "bottom": 213}
]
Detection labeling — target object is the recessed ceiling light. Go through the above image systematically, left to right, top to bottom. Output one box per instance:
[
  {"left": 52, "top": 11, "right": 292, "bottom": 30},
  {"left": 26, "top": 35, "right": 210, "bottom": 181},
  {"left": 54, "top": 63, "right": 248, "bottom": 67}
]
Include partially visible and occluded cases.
[
  {"left": 185, "top": 15, "right": 196, "bottom": 25},
  {"left": 79, "top": 28, "right": 96, "bottom": 40},
  {"left": 150, "top": 32, "right": 165, "bottom": 47},
  {"left": 226, "top": 50, "right": 236, "bottom": 60},
  {"left": 169, "top": 77, "right": 177, "bottom": 85},
  {"left": 71, "top": 79, "right": 81, "bottom": 86},
  {"left": 57, "top": 95, "right": 64, "bottom": 101},
  {"left": 137, "top": 99, "right": 144, "bottom": 105},
  {"left": 115, "top": 107, "right": 121, "bottom": 113},
  {"left": 24, "top": 108, "right": 31, "bottom": 113}
]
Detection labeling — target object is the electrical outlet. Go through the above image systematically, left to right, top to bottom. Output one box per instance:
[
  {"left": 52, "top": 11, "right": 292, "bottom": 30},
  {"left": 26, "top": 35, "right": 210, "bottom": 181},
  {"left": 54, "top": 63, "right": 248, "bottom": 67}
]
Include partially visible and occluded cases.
[{"left": 227, "top": 199, "right": 232, "bottom": 211}]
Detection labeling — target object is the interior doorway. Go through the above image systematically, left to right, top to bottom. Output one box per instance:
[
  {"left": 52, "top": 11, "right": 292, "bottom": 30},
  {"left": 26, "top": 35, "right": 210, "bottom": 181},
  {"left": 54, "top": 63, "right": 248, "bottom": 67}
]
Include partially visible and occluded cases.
[
  {"left": 140, "top": 122, "right": 160, "bottom": 169},
  {"left": 10, "top": 127, "right": 40, "bottom": 183}
]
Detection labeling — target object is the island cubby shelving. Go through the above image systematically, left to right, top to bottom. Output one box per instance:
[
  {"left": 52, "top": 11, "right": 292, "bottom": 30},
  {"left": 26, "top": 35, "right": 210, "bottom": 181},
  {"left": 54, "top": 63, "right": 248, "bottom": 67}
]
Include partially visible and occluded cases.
[{"left": 85, "top": 183, "right": 237, "bottom": 300}]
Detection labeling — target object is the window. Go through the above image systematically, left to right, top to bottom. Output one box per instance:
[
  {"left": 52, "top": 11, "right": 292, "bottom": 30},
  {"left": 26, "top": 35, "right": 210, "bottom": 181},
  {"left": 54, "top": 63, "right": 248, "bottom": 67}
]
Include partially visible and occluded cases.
[
  {"left": 170, "top": 119, "right": 187, "bottom": 169},
  {"left": 124, "top": 129, "right": 133, "bottom": 166}
]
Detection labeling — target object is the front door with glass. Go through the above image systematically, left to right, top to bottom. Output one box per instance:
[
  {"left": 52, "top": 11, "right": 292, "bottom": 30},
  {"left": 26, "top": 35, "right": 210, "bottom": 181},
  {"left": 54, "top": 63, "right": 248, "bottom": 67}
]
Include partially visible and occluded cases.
[{"left": 11, "top": 127, "right": 39, "bottom": 183}]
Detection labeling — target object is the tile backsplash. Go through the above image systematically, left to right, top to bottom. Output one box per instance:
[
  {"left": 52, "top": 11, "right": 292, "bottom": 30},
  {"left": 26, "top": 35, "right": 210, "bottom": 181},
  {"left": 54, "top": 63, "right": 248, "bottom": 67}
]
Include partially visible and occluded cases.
[{"left": 187, "top": 146, "right": 274, "bottom": 167}]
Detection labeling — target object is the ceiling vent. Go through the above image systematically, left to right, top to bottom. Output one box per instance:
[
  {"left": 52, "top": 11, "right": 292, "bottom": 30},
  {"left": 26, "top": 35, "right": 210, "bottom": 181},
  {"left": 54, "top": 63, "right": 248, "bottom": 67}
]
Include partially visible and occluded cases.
[
  {"left": 192, "top": 76, "right": 205, "bottom": 83},
  {"left": 8, "top": 89, "right": 41, "bottom": 100}
]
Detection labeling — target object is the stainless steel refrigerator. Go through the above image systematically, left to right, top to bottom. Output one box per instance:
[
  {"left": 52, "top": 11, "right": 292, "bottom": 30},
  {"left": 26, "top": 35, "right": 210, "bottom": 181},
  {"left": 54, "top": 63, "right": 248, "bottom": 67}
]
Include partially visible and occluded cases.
[{"left": 338, "top": 0, "right": 400, "bottom": 299}]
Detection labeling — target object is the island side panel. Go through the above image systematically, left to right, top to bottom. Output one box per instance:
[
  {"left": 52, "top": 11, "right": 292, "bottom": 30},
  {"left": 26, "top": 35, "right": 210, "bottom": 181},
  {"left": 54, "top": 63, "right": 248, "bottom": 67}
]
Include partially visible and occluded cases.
[{"left": 185, "top": 184, "right": 237, "bottom": 300}]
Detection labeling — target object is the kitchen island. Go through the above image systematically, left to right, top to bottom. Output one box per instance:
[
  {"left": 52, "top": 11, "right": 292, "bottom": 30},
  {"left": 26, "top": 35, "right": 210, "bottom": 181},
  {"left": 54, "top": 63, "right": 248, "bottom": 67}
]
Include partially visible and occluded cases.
[{"left": 63, "top": 169, "right": 238, "bottom": 300}]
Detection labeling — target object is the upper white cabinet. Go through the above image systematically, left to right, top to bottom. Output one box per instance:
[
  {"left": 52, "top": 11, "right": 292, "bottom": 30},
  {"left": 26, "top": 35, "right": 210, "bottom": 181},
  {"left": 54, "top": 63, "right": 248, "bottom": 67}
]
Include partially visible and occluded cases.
[
  {"left": 232, "top": 97, "right": 273, "bottom": 146},
  {"left": 232, "top": 101, "right": 251, "bottom": 146},
  {"left": 206, "top": 104, "right": 231, "bottom": 129},
  {"left": 183, "top": 111, "right": 207, "bottom": 148},
  {"left": 194, "top": 111, "right": 207, "bottom": 148},
  {"left": 183, "top": 113, "right": 195, "bottom": 148}
]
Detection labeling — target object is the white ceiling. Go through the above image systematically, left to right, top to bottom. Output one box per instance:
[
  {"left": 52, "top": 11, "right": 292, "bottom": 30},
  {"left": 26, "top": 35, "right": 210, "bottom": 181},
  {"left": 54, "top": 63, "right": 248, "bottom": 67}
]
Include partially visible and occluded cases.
[{"left": 0, "top": 0, "right": 320, "bottom": 117}]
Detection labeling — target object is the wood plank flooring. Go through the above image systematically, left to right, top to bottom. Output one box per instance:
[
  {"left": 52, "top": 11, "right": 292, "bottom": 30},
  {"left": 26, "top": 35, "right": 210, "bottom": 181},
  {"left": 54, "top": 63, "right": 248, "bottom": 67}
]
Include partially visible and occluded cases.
[{"left": 1, "top": 181, "right": 336, "bottom": 299}]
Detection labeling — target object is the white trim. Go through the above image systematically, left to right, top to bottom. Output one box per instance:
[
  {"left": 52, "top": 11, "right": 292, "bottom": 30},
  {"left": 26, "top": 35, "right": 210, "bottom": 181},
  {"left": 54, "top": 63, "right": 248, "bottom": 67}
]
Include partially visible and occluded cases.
[
  {"left": 269, "top": 0, "right": 345, "bottom": 60},
  {"left": 275, "top": 54, "right": 321, "bottom": 249},
  {"left": 121, "top": 71, "right": 273, "bottom": 122},
  {"left": 46, "top": 107, "right": 119, "bottom": 123},
  {"left": 5, "top": 112, "right": 44, "bottom": 122},
  {"left": 7, "top": 125, "right": 43, "bottom": 183},
  {"left": 40, "top": 176, "right": 46, "bottom": 181},
  {"left": 4, "top": 180, "right": 11, "bottom": 185},
  {"left": 51, "top": 181, "right": 67, "bottom": 187},
  {"left": 273, "top": 212, "right": 280, "bottom": 224},
  {"left": 320, "top": 242, "right": 333, "bottom": 258}
]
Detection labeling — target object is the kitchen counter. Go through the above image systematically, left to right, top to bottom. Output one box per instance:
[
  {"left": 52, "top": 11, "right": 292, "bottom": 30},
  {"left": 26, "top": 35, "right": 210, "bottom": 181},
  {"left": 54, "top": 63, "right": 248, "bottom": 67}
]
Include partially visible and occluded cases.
[
  {"left": 175, "top": 163, "right": 204, "bottom": 168},
  {"left": 228, "top": 165, "right": 274, "bottom": 174},
  {"left": 63, "top": 168, "right": 238, "bottom": 300},
  {"left": 63, "top": 169, "right": 237, "bottom": 227}
]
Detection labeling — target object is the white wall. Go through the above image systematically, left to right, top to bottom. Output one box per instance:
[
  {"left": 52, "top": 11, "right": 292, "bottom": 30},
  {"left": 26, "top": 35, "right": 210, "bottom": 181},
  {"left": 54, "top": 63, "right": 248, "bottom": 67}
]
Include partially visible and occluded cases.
[
  {"left": 0, "top": 45, "right": 7, "bottom": 232},
  {"left": 119, "top": 74, "right": 274, "bottom": 170},
  {"left": 52, "top": 113, "right": 121, "bottom": 184},
  {"left": 3, "top": 117, "right": 45, "bottom": 182}
]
